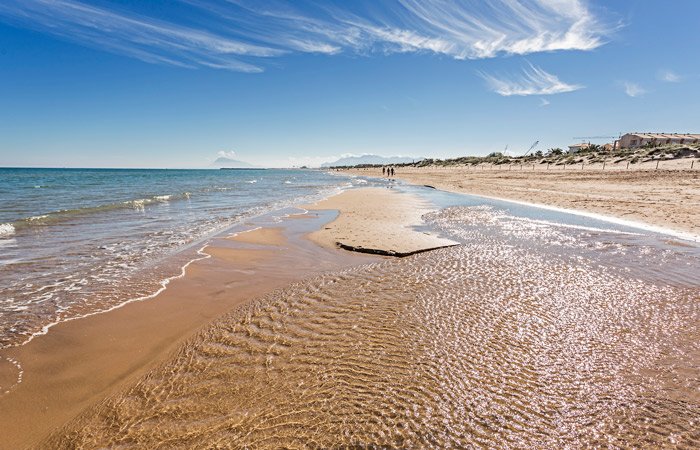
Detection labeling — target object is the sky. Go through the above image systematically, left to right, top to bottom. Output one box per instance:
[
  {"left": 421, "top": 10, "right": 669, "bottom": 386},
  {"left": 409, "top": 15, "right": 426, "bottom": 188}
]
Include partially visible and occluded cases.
[{"left": 0, "top": 0, "right": 699, "bottom": 168}]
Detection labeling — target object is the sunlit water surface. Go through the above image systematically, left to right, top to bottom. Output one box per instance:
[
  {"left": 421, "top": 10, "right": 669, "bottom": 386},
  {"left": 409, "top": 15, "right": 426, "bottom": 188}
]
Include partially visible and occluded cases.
[{"left": 47, "top": 192, "right": 700, "bottom": 449}]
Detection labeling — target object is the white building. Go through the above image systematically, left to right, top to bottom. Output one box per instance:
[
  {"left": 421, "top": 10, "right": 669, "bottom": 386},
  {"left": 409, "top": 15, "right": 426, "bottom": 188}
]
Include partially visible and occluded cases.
[{"left": 567, "top": 143, "right": 590, "bottom": 153}]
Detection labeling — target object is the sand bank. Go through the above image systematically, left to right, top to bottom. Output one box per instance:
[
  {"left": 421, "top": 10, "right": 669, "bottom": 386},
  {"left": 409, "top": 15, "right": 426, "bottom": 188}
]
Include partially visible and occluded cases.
[
  {"left": 351, "top": 166, "right": 700, "bottom": 238},
  {"left": 305, "top": 187, "right": 458, "bottom": 256}
]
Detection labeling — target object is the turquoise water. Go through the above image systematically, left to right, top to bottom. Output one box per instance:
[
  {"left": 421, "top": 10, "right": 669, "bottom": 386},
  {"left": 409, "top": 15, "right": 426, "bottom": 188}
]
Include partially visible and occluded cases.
[{"left": 0, "top": 168, "right": 364, "bottom": 348}]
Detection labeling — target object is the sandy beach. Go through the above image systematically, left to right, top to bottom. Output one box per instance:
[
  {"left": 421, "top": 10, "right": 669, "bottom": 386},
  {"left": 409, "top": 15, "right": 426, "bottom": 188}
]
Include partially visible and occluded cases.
[
  {"left": 4, "top": 0, "right": 700, "bottom": 446},
  {"left": 349, "top": 162, "right": 700, "bottom": 239},
  {"left": 1, "top": 183, "right": 699, "bottom": 448},
  {"left": 34, "top": 184, "right": 700, "bottom": 448},
  {"left": 0, "top": 186, "right": 452, "bottom": 449},
  {"left": 0, "top": 187, "right": 460, "bottom": 448},
  {"left": 0, "top": 208, "right": 379, "bottom": 449}
]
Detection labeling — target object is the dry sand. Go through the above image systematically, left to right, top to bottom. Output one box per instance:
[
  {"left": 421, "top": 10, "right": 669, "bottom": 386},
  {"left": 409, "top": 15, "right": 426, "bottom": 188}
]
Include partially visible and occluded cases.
[
  {"left": 350, "top": 163, "right": 700, "bottom": 238},
  {"left": 305, "top": 187, "right": 458, "bottom": 256}
]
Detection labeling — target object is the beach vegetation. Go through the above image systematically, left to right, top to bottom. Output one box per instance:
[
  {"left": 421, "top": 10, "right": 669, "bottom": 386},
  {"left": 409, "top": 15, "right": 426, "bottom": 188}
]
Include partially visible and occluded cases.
[{"left": 333, "top": 144, "right": 699, "bottom": 171}]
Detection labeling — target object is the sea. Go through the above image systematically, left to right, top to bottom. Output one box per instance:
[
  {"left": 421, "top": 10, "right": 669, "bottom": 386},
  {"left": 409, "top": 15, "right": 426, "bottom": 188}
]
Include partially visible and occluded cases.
[{"left": 0, "top": 167, "right": 371, "bottom": 348}]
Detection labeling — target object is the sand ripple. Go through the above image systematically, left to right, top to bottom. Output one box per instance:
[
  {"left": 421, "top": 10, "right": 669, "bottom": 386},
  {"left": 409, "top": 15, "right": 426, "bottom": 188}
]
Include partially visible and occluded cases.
[{"left": 46, "top": 207, "right": 700, "bottom": 448}]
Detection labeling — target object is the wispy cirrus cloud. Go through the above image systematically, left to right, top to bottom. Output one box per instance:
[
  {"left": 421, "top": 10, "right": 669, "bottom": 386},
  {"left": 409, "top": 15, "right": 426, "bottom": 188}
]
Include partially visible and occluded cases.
[
  {"left": 0, "top": 0, "right": 609, "bottom": 72},
  {"left": 0, "top": 0, "right": 282, "bottom": 72},
  {"left": 188, "top": 0, "right": 610, "bottom": 60},
  {"left": 382, "top": 0, "right": 607, "bottom": 58},
  {"left": 479, "top": 63, "right": 583, "bottom": 96},
  {"left": 623, "top": 81, "right": 646, "bottom": 97}
]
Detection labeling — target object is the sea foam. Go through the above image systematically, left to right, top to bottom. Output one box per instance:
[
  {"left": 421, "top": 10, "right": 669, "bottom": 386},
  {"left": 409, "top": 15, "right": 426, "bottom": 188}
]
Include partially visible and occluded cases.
[{"left": 0, "top": 223, "right": 15, "bottom": 238}]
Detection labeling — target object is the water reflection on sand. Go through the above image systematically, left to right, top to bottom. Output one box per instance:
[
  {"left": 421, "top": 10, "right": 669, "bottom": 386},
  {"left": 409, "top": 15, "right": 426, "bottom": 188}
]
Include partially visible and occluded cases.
[{"left": 48, "top": 204, "right": 700, "bottom": 448}]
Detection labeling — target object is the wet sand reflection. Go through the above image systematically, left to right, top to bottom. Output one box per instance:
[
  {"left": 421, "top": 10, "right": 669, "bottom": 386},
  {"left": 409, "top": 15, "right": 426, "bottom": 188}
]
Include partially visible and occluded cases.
[{"left": 47, "top": 206, "right": 700, "bottom": 448}]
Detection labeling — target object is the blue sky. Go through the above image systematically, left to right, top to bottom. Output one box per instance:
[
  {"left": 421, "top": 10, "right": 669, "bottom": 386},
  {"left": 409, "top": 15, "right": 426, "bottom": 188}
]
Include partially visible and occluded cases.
[{"left": 0, "top": 0, "right": 699, "bottom": 168}]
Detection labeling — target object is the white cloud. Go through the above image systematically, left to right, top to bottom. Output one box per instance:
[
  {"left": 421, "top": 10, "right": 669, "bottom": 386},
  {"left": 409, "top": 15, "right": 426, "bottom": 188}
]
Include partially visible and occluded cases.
[
  {"left": 0, "top": 0, "right": 610, "bottom": 72},
  {"left": 0, "top": 0, "right": 280, "bottom": 72},
  {"left": 385, "top": 0, "right": 608, "bottom": 59},
  {"left": 479, "top": 63, "right": 583, "bottom": 96},
  {"left": 658, "top": 69, "right": 681, "bottom": 83},
  {"left": 623, "top": 81, "right": 646, "bottom": 97},
  {"left": 217, "top": 150, "right": 237, "bottom": 159}
]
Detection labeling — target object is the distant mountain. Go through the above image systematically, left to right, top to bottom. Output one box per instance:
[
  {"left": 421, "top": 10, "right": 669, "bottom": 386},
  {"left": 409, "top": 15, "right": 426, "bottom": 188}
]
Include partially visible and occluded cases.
[
  {"left": 321, "top": 154, "right": 423, "bottom": 167},
  {"left": 211, "top": 157, "right": 256, "bottom": 168}
]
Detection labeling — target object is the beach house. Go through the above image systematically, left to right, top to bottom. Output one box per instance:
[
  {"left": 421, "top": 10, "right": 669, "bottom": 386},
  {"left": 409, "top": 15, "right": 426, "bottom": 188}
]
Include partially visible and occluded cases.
[
  {"left": 617, "top": 132, "right": 700, "bottom": 149},
  {"left": 567, "top": 143, "right": 590, "bottom": 153}
]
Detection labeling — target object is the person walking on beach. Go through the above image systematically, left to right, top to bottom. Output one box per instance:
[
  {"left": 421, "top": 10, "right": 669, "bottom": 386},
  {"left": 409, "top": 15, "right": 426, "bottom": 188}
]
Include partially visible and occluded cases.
[
  {"left": 382, "top": 167, "right": 385, "bottom": 176},
  {"left": 390, "top": 167, "right": 395, "bottom": 177}
]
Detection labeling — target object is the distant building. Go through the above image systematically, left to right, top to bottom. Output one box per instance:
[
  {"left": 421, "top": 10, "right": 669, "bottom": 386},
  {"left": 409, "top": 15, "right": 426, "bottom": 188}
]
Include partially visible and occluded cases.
[
  {"left": 617, "top": 132, "right": 700, "bottom": 149},
  {"left": 567, "top": 142, "right": 615, "bottom": 153},
  {"left": 567, "top": 143, "right": 590, "bottom": 153}
]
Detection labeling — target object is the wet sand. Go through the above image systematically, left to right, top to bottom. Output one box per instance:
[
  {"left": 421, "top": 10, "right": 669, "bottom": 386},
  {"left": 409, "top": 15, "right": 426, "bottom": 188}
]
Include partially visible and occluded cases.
[
  {"left": 351, "top": 165, "right": 700, "bottom": 238},
  {"left": 2, "top": 186, "right": 699, "bottom": 448},
  {"left": 42, "top": 191, "right": 700, "bottom": 448},
  {"left": 0, "top": 211, "right": 377, "bottom": 449},
  {"left": 228, "top": 227, "right": 287, "bottom": 246}
]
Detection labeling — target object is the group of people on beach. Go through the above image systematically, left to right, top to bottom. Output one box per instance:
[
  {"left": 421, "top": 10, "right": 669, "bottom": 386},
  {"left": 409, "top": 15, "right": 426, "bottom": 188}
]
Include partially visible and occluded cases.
[{"left": 382, "top": 166, "right": 395, "bottom": 178}]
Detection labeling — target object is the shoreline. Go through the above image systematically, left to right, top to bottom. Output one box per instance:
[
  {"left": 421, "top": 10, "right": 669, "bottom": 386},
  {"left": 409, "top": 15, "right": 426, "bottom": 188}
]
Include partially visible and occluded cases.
[
  {"left": 346, "top": 165, "right": 700, "bottom": 241},
  {"left": 2, "top": 180, "right": 698, "bottom": 447},
  {"left": 39, "top": 180, "right": 700, "bottom": 448},
  {"left": 0, "top": 185, "right": 446, "bottom": 449},
  {"left": 418, "top": 186, "right": 699, "bottom": 242},
  {"left": 467, "top": 191, "right": 700, "bottom": 242},
  {"left": 0, "top": 196, "right": 385, "bottom": 449},
  {"left": 4, "top": 244, "right": 213, "bottom": 351}
]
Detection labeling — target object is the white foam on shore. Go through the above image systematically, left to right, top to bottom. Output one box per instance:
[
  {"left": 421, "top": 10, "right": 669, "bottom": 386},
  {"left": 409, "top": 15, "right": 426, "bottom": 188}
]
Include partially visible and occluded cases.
[
  {"left": 4, "top": 179, "right": 368, "bottom": 351},
  {"left": 464, "top": 192, "right": 700, "bottom": 243},
  {"left": 225, "top": 226, "right": 262, "bottom": 239},
  {"left": 14, "top": 243, "right": 212, "bottom": 349},
  {"left": 1, "top": 357, "right": 23, "bottom": 396}
]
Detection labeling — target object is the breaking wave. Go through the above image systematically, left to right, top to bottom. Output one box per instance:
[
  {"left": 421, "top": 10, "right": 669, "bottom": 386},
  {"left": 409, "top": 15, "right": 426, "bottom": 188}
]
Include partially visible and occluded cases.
[{"left": 12, "top": 192, "right": 193, "bottom": 228}]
